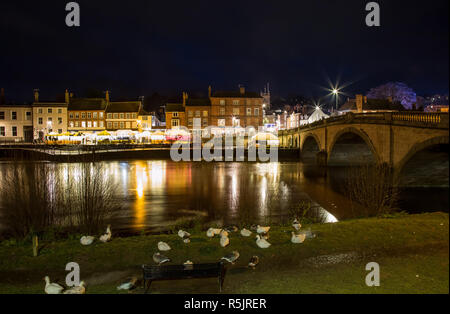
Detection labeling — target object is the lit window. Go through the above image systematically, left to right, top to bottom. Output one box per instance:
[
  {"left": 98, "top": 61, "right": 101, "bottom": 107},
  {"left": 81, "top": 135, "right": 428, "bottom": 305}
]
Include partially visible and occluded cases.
[
  {"left": 220, "top": 100, "right": 226, "bottom": 106},
  {"left": 233, "top": 100, "right": 239, "bottom": 106},
  {"left": 38, "top": 108, "right": 43, "bottom": 114},
  {"left": 219, "top": 108, "right": 225, "bottom": 115},
  {"left": 233, "top": 108, "right": 240, "bottom": 115},
  {"left": 247, "top": 108, "right": 252, "bottom": 116},
  {"left": 254, "top": 108, "right": 260, "bottom": 116},
  {"left": 188, "top": 111, "right": 193, "bottom": 117},
  {"left": 203, "top": 111, "right": 208, "bottom": 117},
  {"left": 11, "top": 112, "right": 17, "bottom": 120},
  {"left": 81, "top": 112, "right": 86, "bottom": 119},
  {"left": 87, "top": 112, "right": 91, "bottom": 119},
  {"left": 93, "top": 112, "right": 97, "bottom": 119},
  {"left": 99, "top": 112, "right": 104, "bottom": 119},
  {"left": 107, "top": 113, "right": 112, "bottom": 119},
  {"left": 120, "top": 113, "right": 124, "bottom": 119},
  {"left": 126, "top": 113, "right": 130, "bottom": 119},
  {"left": 171, "top": 119, "right": 180, "bottom": 127},
  {"left": 218, "top": 119, "right": 225, "bottom": 127},
  {"left": 81, "top": 121, "right": 86, "bottom": 128},
  {"left": 88, "top": 121, "right": 92, "bottom": 128},
  {"left": 93, "top": 121, "right": 98, "bottom": 128},
  {"left": 100, "top": 121, "right": 104, "bottom": 128},
  {"left": 120, "top": 122, "right": 124, "bottom": 129}
]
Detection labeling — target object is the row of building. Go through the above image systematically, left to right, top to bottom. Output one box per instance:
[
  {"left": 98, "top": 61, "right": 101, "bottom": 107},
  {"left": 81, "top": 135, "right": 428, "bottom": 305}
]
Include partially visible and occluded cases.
[{"left": 0, "top": 86, "right": 270, "bottom": 142}]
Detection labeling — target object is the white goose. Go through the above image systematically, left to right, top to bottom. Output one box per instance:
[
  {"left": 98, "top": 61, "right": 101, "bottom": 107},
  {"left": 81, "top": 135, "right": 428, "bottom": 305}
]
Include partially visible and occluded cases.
[
  {"left": 99, "top": 225, "right": 112, "bottom": 243},
  {"left": 257, "top": 225, "right": 271, "bottom": 234},
  {"left": 207, "top": 228, "right": 222, "bottom": 238},
  {"left": 240, "top": 228, "right": 252, "bottom": 237},
  {"left": 178, "top": 230, "right": 191, "bottom": 238},
  {"left": 219, "top": 230, "right": 229, "bottom": 238},
  {"left": 291, "top": 232, "right": 307, "bottom": 244},
  {"left": 220, "top": 235, "right": 230, "bottom": 248},
  {"left": 256, "top": 235, "right": 271, "bottom": 249},
  {"left": 80, "top": 236, "right": 95, "bottom": 246},
  {"left": 158, "top": 241, "right": 171, "bottom": 251},
  {"left": 44, "top": 276, "right": 64, "bottom": 294},
  {"left": 117, "top": 277, "right": 138, "bottom": 291},
  {"left": 63, "top": 281, "right": 86, "bottom": 294}
]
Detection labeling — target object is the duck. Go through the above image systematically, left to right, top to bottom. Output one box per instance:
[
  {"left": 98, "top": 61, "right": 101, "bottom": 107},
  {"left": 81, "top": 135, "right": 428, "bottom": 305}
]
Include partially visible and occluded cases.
[
  {"left": 293, "top": 219, "right": 302, "bottom": 231},
  {"left": 99, "top": 225, "right": 112, "bottom": 243},
  {"left": 257, "top": 225, "right": 271, "bottom": 234},
  {"left": 224, "top": 226, "right": 239, "bottom": 233},
  {"left": 206, "top": 228, "right": 215, "bottom": 238},
  {"left": 240, "top": 228, "right": 252, "bottom": 237},
  {"left": 178, "top": 230, "right": 191, "bottom": 238},
  {"left": 219, "top": 230, "right": 229, "bottom": 238},
  {"left": 260, "top": 232, "right": 270, "bottom": 240},
  {"left": 291, "top": 232, "right": 307, "bottom": 244},
  {"left": 220, "top": 234, "right": 230, "bottom": 248},
  {"left": 182, "top": 235, "right": 191, "bottom": 244},
  {"left": 256, "top": 235, "right": 271, "bottom": 249},
  {"left": 80, "top": 236, "right": 95, "bottom": 246},
  {"left": 158, "top": 241, "right": 171, "bottom": 251},
  {"left": 221, "top": 251, "right": 240, "bottom": 264},
  {"left": 153, "top": 252, "right": 171, "bottom": 265},
  {"left": 248, "top": 256, "right": 260, "bottom": 268},
  {"left": 44, "top": 276, "right": 64, "bottom": 294},
  {"left": 117, "top": 277, "right": 138, "bottom": 291},
  {"left": 63, "top": 281, "right": 86, "bottom": 294}
]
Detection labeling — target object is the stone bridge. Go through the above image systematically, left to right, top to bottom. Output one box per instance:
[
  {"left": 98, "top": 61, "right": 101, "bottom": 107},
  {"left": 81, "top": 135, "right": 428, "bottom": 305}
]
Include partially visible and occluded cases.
[{"left": 278, "top": 112, "right": 449, "bottom": 176}]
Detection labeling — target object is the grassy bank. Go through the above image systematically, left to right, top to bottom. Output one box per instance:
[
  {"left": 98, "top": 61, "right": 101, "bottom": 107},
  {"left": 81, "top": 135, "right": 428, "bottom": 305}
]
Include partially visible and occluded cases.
[{"left": 0, "top": 212, "right": 448, "bottom": 294}]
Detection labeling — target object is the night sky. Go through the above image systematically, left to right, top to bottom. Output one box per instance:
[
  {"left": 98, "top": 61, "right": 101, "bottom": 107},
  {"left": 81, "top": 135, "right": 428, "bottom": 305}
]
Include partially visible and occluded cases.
[{"left": 0, "top": 0, "right": 448, "bottom": 103}]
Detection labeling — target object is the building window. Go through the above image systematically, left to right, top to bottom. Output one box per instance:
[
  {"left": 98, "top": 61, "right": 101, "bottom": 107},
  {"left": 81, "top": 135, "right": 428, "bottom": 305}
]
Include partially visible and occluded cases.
[
  {"left": 220, "top": 100, "right": 226, "bottom": 106},
  {"left": 233, "top": 100, "right": 240, "bottom": 106},
  {"left": 38, "top": 108, "right": 43, "bottom": 114},
  {"left": 48, "top": 108, "right": 52, "bottom": 114},
  {"left": 219, "top": 108, "right": 225, "bottom": 116},
  {"left": 233, "top": 108, "right": 240, "bottom": 115},
  {"left": 247, "top": 108, "right": 252, "bottom": 116},
  {"left": 254, "top": 108, "right": 260, "bottom": 116},
  {"left": 58, "top": 109, "right": 62, "bottom": 114},
  {"left": 188, "top": 111, "right": 193, "bottom": 117},
  {"left": 195, "top": 111, "right": 200, "bottom": 117},
  {"left": 203, "top": 111, "right": 208, "bottom": 117},
  {"left": 0, "top": 112, "right": 4, "bottom": 120},
  {"left": 11, "top": 112, "right": 17, "bottom": 120},
  {"left": 81, "top": 112, "right": 86, "bottom": 119},
  {"left": 87, "top": 112, "right": 91, "bottom": 119},
  {"left": 93, "top": 112, "right": 97, "bottom": 119},
  {"left": 99, "top": 112, "right": 104, "bottom": 119},
  {"left": 173, "top": 112, "right": 179, "bottom": 117},
  {"left": 69, "top": 113, "right": 74, "bottom": 119},
  {"left": 75, "top": 113, "right": 79, "bottom": 119},
  {"left": 107, "top": 113, "right": 112, "bottom": 119},
  {"left": 113, "top": 113, "right": 119, "bottom": 119},
  {"left": 120, "top": 113, "right": 124, "bottom": 119},
  {"left": 126, "top": 113, "right": 130, "bottom": 119},
  {"left": 132, "top": 113, "right": 137, "bottom": 119},
  {"left": 38, "top": 117, "right": 43, "bottom": 125},
  {"left": 48, "top": 117, "right": 53, "bottom": 123},
  {"left": 58, "top": 117, "right": 63, "bottom": 124},
  {"left": 188, "top": 118, "right": 193, "bottom": 127},
  {"left": 171, "top": 119, "right": 180, "bottom": 127},
  {"left": 203, "top": 119, "right": 208, "bottom": 126},
  {"left": 218, "top": 119, "right": 225, "bottom": 127},
  {"left": 75, "top": 121, "right": 79, "bottom": 127},
  {"left": 81, "top": 121, "right": 86, "bottom": 128},
  {"left": 88, "top": 121, "right": 92, "bottom": 128},
  {"left": 93, "top": 121, "right": 98, "bottom": 128},
  {"left": 99, "top": 121, "right": 104, "bottom": 128},
  {"left": 69, "top": 122, "right": 74, "bottom": 128},
  {"left": 107, "top": 122, "right": 112, "bottom": 129},
  {"left": 113, "top": 122, "right": 118, "bottom": 129},
  {"left": 120, "top": 122, "right": 124, "bottom": 129},
  {"left": 0, "top": 126, "right": 5, "bottom": 136},
  {"left": 12, "top": 126, "right": 17, "bottom": 137},
  {"left": 58, "top": 129, "right": 62, "bottom": 134}
]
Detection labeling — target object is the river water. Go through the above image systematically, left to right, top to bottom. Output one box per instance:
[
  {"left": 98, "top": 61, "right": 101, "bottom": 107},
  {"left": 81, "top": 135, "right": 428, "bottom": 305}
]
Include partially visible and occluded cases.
[{"left": 0, "top": 160, "right": 448, "bottom": 233}]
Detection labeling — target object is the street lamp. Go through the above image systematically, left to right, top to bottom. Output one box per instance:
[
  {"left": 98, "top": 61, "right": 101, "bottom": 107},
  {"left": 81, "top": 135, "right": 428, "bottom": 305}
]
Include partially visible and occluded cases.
[{"left": 332, "top": 89, "right": 339, "bottom": 111}]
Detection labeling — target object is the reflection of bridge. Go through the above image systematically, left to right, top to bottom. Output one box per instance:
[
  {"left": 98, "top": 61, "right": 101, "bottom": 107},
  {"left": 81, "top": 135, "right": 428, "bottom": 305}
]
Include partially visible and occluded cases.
[{"left": 278, "top": 112, "right": 449, "bottom": 175}]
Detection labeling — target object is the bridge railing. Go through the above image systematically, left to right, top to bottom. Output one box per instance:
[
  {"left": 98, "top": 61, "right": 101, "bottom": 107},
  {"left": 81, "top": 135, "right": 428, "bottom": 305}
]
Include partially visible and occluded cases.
[{"left": 391, "top": 112, "right": 444, "bottom": 125}]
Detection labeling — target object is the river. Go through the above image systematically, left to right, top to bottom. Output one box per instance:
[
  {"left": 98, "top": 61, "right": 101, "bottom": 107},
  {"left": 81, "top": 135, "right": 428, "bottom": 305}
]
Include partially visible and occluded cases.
[{"left": 0, "top": 160, "right": 448, "bottom": 234}]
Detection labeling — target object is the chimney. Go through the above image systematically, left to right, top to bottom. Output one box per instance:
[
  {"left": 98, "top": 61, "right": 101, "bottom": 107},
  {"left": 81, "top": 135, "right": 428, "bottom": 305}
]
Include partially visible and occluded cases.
[
  {"left": 208, "top": 86, "right": 212, "bottom": 98},
  {"left": 239, "top": 86, "right": 245, "bottom": 95},
  {"left": 0, "top": 88, "right": 4, "bottom": 105},
  {"left": 34, "top": 89, "right": 39, "bottom": 103},
  {"left": 65, "top": 89, "right": 70, "bottom": 103},
  {"left": 105, "top": 90, "right": 110, "bottom": 103},
  {"left": 182, "top": 92, "right": 187, "bottom": 106},
  {"left": 356, "top": 94, "right": 364, "bottom": 113}
]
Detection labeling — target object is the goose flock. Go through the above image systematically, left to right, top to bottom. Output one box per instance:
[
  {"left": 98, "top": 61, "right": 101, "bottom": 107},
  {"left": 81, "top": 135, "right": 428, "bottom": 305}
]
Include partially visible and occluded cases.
[{"left": 46, "top": 218, "right": 313, "bottom": 294}]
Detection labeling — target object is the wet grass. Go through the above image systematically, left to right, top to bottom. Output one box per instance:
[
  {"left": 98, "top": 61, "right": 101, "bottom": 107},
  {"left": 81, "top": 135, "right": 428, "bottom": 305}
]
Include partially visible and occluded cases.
[{"left": 0, "top": 212, "right": 448, "bottom": 294}]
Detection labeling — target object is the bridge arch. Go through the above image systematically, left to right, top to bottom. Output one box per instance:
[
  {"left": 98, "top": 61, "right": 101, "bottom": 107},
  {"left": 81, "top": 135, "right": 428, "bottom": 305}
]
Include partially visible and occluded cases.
[
  {"left": 328, "top": 127, "right": 381, "bottom": 165},
  {"left": 300, "top": 133, "right": 322, "bottom": 163},
  {"left": 301, "top": 133, "right": 322, "bottom": 152},
  {"left": 395, "top": 135, "right": 449, "bottom": 179}
]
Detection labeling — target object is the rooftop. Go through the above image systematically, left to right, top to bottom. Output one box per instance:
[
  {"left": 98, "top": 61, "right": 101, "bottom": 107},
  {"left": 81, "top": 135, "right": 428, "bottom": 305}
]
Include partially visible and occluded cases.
[
  {"left": 68, "top": 98, "right": 107, "bottom": 111},
  {"left": 106, "top": 102, "right": 141, "bottom": 113}
]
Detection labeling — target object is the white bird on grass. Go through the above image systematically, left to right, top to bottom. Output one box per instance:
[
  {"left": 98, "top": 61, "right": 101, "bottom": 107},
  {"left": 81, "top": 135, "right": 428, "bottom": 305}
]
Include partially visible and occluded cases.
[
  {"left": 293, "top": 219, "right": 302, "bottom": 231},
  {"left": 99, "top": 225, "right": 112, "bottom": 243},
  {"left": 257, "top": 225, "right": 271, "bottom": 234},
  {"left": 206, "top": 228, "right": 222, "bottom": 238},
  {"left": 240, "top": 228, "right": 252, "bottom": 237},
  {"left": 178, "top": 230, "right": 191, "bottom": 238},
  {"left": 219, "top": 230, "right": 229, "bottom": 238},
  {"left": 291, "top": 232, "right": 307, "bottom": 244},
  {"left": 220, "top": 234, "right": 230, "bottom": 248},
  {"left": 182, "top": 235, "right": 191, "bottom": 244},
  {"left": 256, "top": 235, "right": 271, "bottom": 249},
  {"left": 80, "top": 236, "right": 95, "bottom": 246},
  {"left": 158, "top": 241, "right": 171, "bottom": 251},
  {"left": 221, "top": 251, "right": 240, "bottom": 264},
  {"left": 153, "top": 252, "right": 171, "bottom": 265},
  {"left": 183, "top": 260, "right": 194, "bottom": 269},
  {"left": 44, "top": 276, "right": 64, "bottom": 294},
  {"left": 117, "top": 277, "right": 138, "bottom": 291},
  {"left": 64, "top": 281, "right": 86, "bottom": 294}
]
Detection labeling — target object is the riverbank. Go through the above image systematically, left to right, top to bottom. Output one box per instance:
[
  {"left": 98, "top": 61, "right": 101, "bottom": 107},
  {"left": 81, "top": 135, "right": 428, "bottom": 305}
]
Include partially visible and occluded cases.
[{"left": 0, "top": 212, "right": 448, "bottom": 294}]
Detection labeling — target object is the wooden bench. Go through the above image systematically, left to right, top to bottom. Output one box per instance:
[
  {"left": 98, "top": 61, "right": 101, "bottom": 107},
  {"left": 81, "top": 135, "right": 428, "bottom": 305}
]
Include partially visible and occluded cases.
[{"left": 142, "top": 262, "right": 226, "bottom": 293}]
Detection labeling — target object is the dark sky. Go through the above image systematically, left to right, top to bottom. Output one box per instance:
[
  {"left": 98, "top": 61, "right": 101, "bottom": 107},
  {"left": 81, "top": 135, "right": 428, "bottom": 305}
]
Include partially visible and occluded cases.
[{"left": 0, "top": 0, "right": 448, "bottom": 103}]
